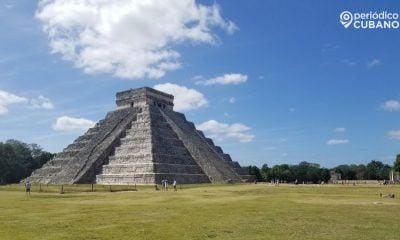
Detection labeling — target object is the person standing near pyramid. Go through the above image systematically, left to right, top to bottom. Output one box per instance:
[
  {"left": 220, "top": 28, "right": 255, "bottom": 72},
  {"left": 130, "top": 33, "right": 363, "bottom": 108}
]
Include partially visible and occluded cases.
[{"left": 25, "top": 181, "right": 31, "bottom": 196}]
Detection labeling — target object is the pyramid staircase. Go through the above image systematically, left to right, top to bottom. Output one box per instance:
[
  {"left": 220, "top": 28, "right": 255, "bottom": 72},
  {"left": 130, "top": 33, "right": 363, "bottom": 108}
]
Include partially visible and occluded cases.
[
  {"left": 27, "top": 87, "right": 254, "bottom": 184},
  {"left": 96, "top": 105, "right": 210, "bottom": 184}
]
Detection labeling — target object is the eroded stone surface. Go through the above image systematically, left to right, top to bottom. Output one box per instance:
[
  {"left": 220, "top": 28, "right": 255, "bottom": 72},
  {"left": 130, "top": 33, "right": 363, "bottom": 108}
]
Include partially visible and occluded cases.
[{"left": 28, "top": 87, "right": 254, "bottom": 184}]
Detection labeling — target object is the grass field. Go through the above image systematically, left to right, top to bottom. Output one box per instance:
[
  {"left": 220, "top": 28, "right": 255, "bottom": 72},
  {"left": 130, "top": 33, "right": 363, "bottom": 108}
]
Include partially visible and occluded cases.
[{"left": 0, "top": 183, "right": 399, "bottom": 240}]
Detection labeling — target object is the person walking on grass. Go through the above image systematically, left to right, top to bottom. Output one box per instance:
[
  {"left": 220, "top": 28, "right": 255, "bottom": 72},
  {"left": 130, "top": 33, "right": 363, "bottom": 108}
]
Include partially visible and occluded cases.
[
  {"left": 173, "top": 179, "right": 177, "bottom": 191},
  {"left": 25, "top": 181, "right": 31, "bottom": 197}
]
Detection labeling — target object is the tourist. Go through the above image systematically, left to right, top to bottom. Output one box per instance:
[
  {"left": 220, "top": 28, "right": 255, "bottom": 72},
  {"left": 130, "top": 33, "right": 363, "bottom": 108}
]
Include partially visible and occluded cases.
[
  {"left": 173, "top": 179, "right": 177, "bottom": 191},
  {"left": 25, "top": 181, "right": 31, "bottom": 196}
]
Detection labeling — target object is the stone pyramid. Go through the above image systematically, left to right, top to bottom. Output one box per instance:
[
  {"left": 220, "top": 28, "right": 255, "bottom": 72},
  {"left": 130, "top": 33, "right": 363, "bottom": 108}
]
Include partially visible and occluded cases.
[{"left": 28, "top": 87, "right": 254, "bottom": 184}]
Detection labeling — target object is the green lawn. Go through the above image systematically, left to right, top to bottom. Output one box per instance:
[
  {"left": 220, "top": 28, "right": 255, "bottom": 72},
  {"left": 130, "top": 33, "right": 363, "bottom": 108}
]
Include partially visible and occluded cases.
[{"left": 0, "top": 183, "right": 399, "bottom": 240}]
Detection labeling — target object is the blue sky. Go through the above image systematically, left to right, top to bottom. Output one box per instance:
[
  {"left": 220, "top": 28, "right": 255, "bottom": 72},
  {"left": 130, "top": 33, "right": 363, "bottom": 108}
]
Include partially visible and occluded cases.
[{"left": 0, "top": 0, "right": 399, "bottom": 168}]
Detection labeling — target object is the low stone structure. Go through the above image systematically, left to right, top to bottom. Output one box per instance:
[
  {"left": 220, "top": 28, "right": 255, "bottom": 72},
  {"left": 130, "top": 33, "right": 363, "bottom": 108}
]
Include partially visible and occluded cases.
[
  {"left": 28, "top": 87, "right": 255, "bottom": 184},
  {"left": 389, "top": 170, "right": 400, "bottom": 183}
]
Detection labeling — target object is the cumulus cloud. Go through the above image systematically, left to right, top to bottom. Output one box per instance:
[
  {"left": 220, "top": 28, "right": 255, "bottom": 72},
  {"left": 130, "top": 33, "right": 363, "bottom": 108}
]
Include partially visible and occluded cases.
[
  {"left": 36, "top": 0, "right": 236, "bottom": 79},
  {"left": 367, "top": 59, "right": 381, "bottom": 68},
  {"left": 196, "top": 73, "right": 248, "bottom": 86},
  {"left": 154, "top": 83, "right": 207, "bottom": 112},
  {"left": 0, "top": 90, "right": 28, "bottom": 115},
  {"left": 30, "top": 95, "right": 54, "bottom": 109},
  {"left": 229, "top": 97, "right": 236, "bottom": 103},
  {"left": 381, "top": 100, "right": 400, "bottom": 112},
  {"left": 52, "top": 116, "right": 95, "bottom": 131},
  {"left": 197, "top": 120, "right": 255, "bottom": 143},
  {"left": 334, "top": 127, "right": 346, "bottom": 133},
  {"left": 387, "top": 130, "right": 400, "bottom": 140},
  {"left": 326, "top": 139, "right": 349, "bottom": 145}
]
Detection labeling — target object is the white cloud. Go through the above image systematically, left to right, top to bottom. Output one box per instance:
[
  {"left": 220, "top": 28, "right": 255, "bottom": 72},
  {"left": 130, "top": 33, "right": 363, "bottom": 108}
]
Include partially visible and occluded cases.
[
  {"left": 36, "top": 0, "right": 236, "bottom": 79},
  {"left": 367, "top": 59, "right": 381, "bottom": 68},
  {"left": 196, "top": 73, "right": 248, "bottom": 86},
  {"left": 154, "top": 83, "right": 207, "bottom": 112},
  {"left": 0, "top": 90, "right": 28, "bottom": 115},
  {"left": 30, "top": 95, "right": 54, "bottom": 109},
  {"left": 229, "top": 97, "right": 236, "bottom": 103},
  {"left": 381, "top": 100, "right": 400, "bottom": 112},
  {"left": 52, "top": 116, "right": 95, "bottom": 131},
  {"left": 196, "top": 120, "right": 255, "bottom": 143},
  {"left": 334, "top": 127, "right": 346, "bottom": 133},
  {"left": 387, "top": 130, "right": 400, "bottom": 140},
  {"left": 326, "top": 139, "right": 349, "bottom": 145},
  {"left": 281, "top": 153, "right": 288, "bottom": 157}
]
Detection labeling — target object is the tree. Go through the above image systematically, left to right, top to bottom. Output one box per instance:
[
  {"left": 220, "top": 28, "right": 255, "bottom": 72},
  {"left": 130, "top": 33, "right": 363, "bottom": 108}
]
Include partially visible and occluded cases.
[
  {"left": 0, "top": 139, "right": 54, "bottom": 184},
  {"left": 394, "top": 154, "right": 400, "bottom": 172},
  {"left": 365, "top": 160, "right": 389, "bottom": 180},
  {"left": 260, "top": 164, "right": 270, "bottom": 182},
  {"left": 270, "top": 164, "right": 291, "bottom": 182},
  {"left": 248, "top": 165, "right": 262, "bottom": 181},
  {"left": 334, "top": 165, "right": 357, "bottom": 180},
  {"left": 319, "top": 168, "right": 331, "bottom": 182}
]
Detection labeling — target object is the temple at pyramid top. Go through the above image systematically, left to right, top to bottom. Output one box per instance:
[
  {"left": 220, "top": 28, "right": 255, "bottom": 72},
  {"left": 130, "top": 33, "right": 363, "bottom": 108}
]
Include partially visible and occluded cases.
[
  {"left": 27, "top": 87, "right": 255, "bottom": 185},
  {"left": 116, "top": 87, "right": 174, "bottom": 110}
]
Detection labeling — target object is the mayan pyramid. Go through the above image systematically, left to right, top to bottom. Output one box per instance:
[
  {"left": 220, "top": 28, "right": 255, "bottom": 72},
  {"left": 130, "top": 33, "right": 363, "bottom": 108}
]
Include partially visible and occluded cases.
[{"left": 28, "top": 87, "right": 254, "bottom": 184}]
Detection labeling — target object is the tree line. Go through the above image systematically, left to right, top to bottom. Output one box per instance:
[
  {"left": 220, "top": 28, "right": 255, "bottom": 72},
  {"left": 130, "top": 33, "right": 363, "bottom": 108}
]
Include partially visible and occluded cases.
[
  {"left": 1, "top": 138, "right": 399, "bottom": 184},
  {"left": 0, "top": 139, "right": 55, "bottom": 184},
  {"left": 247, "top": 156, "right": 400, "bottom": 183}
]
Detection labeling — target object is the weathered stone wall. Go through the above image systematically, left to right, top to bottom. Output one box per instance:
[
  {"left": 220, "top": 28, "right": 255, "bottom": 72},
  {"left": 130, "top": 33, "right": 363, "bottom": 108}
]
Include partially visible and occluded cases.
[
  {"left": 28, "top": 87, "right": 253, "bottom": 184},
  {"left": 116, "top": 87, "right": 174, "bottom": 110},
  {"left": 96, "top": 105, "right": 210, "bottom": 184},
  {"left": 28, "top": 107, "right": 139, "bottom": 184},
  {"left": 160, "top": 109, "right": 242, "bottom": 182}
]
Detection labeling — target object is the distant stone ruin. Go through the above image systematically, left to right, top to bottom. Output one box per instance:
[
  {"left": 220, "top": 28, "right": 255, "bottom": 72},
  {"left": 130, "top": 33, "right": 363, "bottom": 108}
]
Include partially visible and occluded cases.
[{"left": 28, "top": 87, "right": 255, "bottom": 184}]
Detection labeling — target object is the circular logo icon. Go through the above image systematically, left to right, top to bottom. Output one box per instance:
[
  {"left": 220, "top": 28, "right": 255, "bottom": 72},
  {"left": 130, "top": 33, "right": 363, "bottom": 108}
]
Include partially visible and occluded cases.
[{"left": 340, "top": 11, "right": 353, "bottom": 28}]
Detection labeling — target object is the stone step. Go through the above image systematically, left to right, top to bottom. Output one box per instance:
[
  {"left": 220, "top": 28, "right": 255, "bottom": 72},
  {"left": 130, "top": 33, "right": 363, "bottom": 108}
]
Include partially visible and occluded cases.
[
  {"left": 130, "top": 122, "right": 152, "bottom": 129},
  {"left": 85, "top": 128, "right": 99, "bottom": 136},
  {"left": 149, "top": 128, "right": 177, "bottom": 138},
  {"left": 124, "top": 129, "right": 152, "bottom": 137},
  {"left": 74, "top": 135, "right": 92, "bottom": 142},
  {"left": 152, "top": 136, "right": 185, "bottom": 147},
  {"left": 120, "top": 137, "right": 151, "bottom": 145},
  {"left": 68, "top": 141, "right": 89, "bottom": 149},
  {"left": 152, "top": 145, "right": 193, "bottom": 156},
  {"left": 114, "top": 146, "right": 152, "bottom": 155},
  {"left": 213, "top": 146, "right": 223, "bottom": 154},
  {"left": 56, "top": 150, "right": 80, "bottom": 158},
  {"left": 108, "top": 154, "right": 197, "bottom": 165},
  {"left": 152, "top": 154, "right": 197, "bottom": 165},
  {"left": 108, "top": 155, "right": 153, "bottom": 164},
  {"left": 45, "top": 158, "right": 70, "bottom": 167},
  {"left": 101, "top": 163, "right": 204, "bottom": 175},
  {"left": 101, "top": 163, "right": 154, "bottom": 174},
  {"left": 32, "top": 166, "right": 61, "bottom": 175},
  {"left": 96, "top": 173, "right": 210, "bottom": 184},
  {"left": 27, "top": 176, "right": 53, "bottom": 184}
]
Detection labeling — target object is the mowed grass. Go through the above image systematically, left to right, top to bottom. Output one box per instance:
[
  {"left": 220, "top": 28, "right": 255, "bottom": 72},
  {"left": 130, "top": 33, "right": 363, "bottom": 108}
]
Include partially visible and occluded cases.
[{"left": 0, "top": 183, "right": 399, "bottom": 240}]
